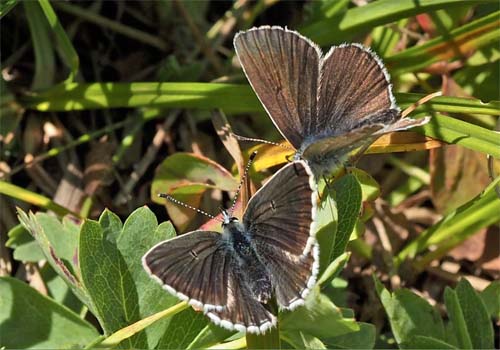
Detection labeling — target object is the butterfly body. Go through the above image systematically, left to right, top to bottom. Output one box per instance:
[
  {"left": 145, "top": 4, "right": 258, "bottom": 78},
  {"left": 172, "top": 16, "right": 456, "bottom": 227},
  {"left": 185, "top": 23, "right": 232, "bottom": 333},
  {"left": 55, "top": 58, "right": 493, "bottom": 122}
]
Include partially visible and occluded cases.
[
  {"left": 143, "top": 160, "right": 319, "bottom": 334},
  {"left": 222, "top": 218, "right": 273, "bottom": 303}
]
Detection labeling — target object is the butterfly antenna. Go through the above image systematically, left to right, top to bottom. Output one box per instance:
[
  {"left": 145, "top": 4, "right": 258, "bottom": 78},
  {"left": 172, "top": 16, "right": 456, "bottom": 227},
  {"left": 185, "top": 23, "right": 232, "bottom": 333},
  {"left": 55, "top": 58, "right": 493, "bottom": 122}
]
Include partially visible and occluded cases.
[
  {"left": 402, "top": 91, "right": 442, "bottom": 118},
  {"left": 232, "top": 133, "right": 294, "bottom": 150},
  {"left": 228, "top": 151, "right": 257, "bottom": 217},
  {"left": 158, "top": 194, "right": 223, "bottom": 222}
]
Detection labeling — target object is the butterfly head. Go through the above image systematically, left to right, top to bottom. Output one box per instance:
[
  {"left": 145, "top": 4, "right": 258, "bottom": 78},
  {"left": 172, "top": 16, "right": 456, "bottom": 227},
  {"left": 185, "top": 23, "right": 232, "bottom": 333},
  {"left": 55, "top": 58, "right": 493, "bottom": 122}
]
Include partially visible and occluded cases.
[{"left": 221, "top": 209, "right": 239, "bottom": 227}]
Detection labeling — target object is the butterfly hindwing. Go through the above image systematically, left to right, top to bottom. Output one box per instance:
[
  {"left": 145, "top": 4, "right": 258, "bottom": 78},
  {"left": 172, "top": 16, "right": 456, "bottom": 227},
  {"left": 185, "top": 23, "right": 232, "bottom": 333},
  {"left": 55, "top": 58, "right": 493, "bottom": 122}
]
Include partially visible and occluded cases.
[
  {"left": 317, "top": 44, "right": 400, "bottom": 134},
  {"left": 243, "top": 161, "right": 319, "bottom": 309},
  {"left": 142, "top": 231, "right": 231, "bottom": 311},
  {"left": 206, "top": 267, "right": 277, "bottom": 334}
]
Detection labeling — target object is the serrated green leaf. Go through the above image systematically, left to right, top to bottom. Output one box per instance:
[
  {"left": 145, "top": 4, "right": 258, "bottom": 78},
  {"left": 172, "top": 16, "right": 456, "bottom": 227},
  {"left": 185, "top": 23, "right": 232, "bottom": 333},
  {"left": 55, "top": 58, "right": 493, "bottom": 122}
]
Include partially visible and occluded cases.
[
  {"left": 79, "top": 208, "right": 186, "bottom": 348},
  {"left": 117, "top": 208, "right": 181, "bottom": 348},
  {"left": 16, "top": 209, "right": 92, "bottom": 311},
  {"left": 80, "top": 211, "right": 145, "bottom": 346},
  {"left": 6, "top": 224, "right": 44, "bottom": 262},
  {"left": 40, "top": 265, "right": 83, "bottom": 314},
  {"left": 0, "top": 276, "right": 98, "bottom": 349}
]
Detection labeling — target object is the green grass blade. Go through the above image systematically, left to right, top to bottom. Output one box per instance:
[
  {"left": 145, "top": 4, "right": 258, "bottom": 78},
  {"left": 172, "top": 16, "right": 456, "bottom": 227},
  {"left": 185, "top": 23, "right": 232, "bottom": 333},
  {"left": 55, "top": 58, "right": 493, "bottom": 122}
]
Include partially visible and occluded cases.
[
  {"left": 0, "top": 0, "right": 19, "bottom": 18},
  {"left": 38, "top": 0, "right": 79, "bottom": 82},
  {"left": 300, "top": 0, "right": 495, "bottom": 45},
  {"left": 24, "top": 1, "right": 55, "bottom": 89},
  {"left": 386, "top": 11, "right": 500, "bottom": 75},
  {"left": 19, "top": 82, "right": 500, "bottom": 116},
  {"left": 417, "top": 113, "right": 500, "bottom": 158},
  {"left": 396, "top": 176, "right": 500, "bottom": 269},
  {"left": 0, "top": 180, "right": 78, "bottom": 217}
]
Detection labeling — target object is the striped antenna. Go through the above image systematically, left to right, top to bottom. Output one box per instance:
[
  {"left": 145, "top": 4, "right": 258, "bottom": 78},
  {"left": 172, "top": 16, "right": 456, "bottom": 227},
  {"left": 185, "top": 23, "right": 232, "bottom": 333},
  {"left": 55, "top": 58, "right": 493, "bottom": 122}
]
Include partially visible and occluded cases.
[
  {"left": 232, "top": 133, "right": 294, "bottom": 150},
  {"left": 228, "top": 151, "right": 257, "bottom": 217},
  {"left": 158, "top": 193, "right": 223, "bottom": 223}
]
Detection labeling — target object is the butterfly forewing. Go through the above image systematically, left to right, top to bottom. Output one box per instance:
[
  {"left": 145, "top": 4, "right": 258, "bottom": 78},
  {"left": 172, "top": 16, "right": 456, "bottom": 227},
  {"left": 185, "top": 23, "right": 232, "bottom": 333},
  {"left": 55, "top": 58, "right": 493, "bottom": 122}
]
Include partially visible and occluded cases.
[
  {"left": 234, "top": 26, "right": 320, "bottom": 149},
  {"left": 243, "top": 161, "right": 319, "bottom": 309},
  {"left": 142, "top": 231, "right": 231, "bottom": 310}
]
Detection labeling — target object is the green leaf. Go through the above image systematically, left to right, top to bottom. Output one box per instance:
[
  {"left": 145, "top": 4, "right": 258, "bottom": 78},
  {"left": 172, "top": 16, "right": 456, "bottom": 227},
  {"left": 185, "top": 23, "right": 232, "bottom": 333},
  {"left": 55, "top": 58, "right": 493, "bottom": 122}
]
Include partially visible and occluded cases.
[
  {"left": 300, "top": 0, "right": 493, "bottom": 46},
  {"left": 350, "top": 168, "right": 381, "bottom": 202},
  {"left": 331, "top": 174, "right": 362, "bottom": 261},
  {"left": 315, "top": 185, "right": 338, "bottom": 274},
  {"left": 79, "top": 208, "right": 184, "bottom": 348},
  {"left": 17, "top": 209, "right": 92, "bottom": 311},
  {"left": 117, "top": 209, "right": 181, "bottom": 348},
  {"left": 80, "top": 211, "right": 144, "bottom": 345},
  {"left": 6, "top": 224, "right": 44, "bottom": 262},
  {"left": 317, "top": 252, "right": 350, "bottom": 287},
  {"left": 40, "top": 265, "right": 83, "bottom": 314},
  {"left": 0, "top": 276, "right": 98, "bottom": 348},
  {"left": 375, "top": 277, "right": 446, "bottom": 348},
  {"left": 444, "top": 279, "right": 494, "bottom": 349},
  {"left": 480, "top": 281, "right": 500, "bottom": 319},
  {"left": 280, "top": 287, "right": 359, "bottom": 340},
  {"left": 157, "top": 308, "right": 209, "bottom": 349},
  {"left": 324, "top": 322, "right": 376, "bottom": 349},
  {"left": 186, "top": 323, "right": 234, "bottom": 349},
  {"left": 282, "top": 331, "right": 326, "bottom": 349},
  {"left": 401, "top": 335, "right": 457, "bottom": 349}
]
